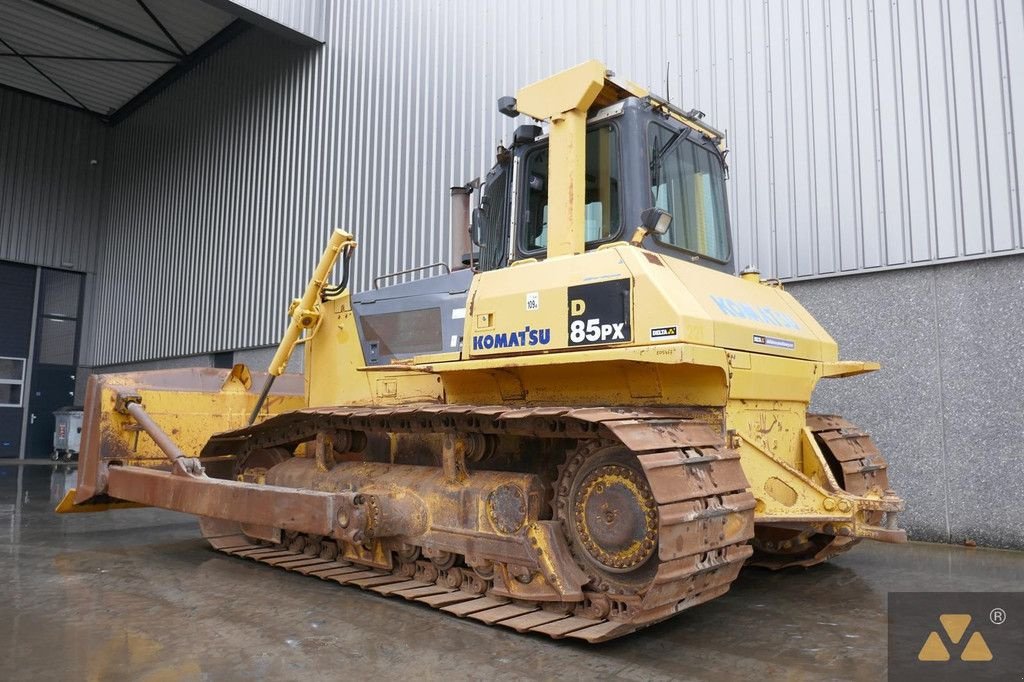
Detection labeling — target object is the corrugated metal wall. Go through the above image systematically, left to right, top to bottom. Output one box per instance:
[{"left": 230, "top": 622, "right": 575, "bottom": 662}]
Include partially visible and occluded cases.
[
  {"left": 88, "top": 0, "right": 1024, "bottom": 365},
  {"left": 0, "top": 89, "right": 106, "bottom": 273}
]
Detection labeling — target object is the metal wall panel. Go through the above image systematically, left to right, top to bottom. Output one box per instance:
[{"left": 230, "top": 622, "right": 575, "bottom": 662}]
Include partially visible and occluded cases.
[
  {"left": 87, "top": 0, "right": 1024, "bottom": 365},
  {"left": 0, "top": 88, "right": 105, "bottom": 272}
]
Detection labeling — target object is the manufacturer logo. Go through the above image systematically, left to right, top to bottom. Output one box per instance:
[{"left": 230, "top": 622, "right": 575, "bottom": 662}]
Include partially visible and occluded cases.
[
  {"left": 567, "top": 279, "right": 632, "bottom": 347},
  {"left": 710, "top": 295, "right": 801, "bottom": 331},
  {"left": 650, "top": 325, "right": 678, "bottom": 340},
  {"left": 471, "top": 326, "right": 550, "bottom": 351},
  {"left": 918, "top": 614, "right": 993, "bottom": 662}
]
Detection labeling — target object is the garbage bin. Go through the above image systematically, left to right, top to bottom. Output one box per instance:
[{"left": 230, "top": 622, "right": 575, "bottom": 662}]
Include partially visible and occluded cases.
[{"left": 52, "top": 406, "right": 83, "bottom": 461}]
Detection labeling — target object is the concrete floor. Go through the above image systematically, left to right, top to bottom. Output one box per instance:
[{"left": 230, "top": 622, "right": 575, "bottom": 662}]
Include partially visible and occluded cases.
[{"left": 1, "top": 465, "right": 1021, "bottom": 681}]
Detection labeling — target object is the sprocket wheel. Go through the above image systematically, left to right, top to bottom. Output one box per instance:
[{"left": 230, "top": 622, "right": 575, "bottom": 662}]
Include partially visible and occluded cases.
[{"left": 554, "top": 441, "right": 659, "bottom": 594}]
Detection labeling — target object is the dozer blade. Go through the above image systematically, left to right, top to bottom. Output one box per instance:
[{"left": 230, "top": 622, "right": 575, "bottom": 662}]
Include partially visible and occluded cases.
[{"left": 62, "top": 365, "right": 305, "bottom": 510}]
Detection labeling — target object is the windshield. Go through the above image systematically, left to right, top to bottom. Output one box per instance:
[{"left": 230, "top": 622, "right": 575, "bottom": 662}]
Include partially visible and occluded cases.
[
  {"left": 648, "top": 123, "right": 730, "bottom": 262},
  {"left": 520, "top": 125, "right": 620, "bottom": 252}
]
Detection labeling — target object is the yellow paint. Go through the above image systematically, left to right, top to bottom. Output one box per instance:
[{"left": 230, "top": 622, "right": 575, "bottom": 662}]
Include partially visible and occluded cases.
[
  {"left": 516, "top": 61, "right": 607, "bottom": 258},
  {"left": 268, "top": 229, "right": 355, "bottom": 376},
  {"left": 216, "top": 236, "right": 889, "bottom": 533},
  {"left": 303, "top": 291, "right": 443, "bottom": 408},
  {"left": 821, "top": 360, "right": 880, "bottom": 377},
  {"left": 65, "top": 367, "right": 307, "bottom": 506},
  {"left": 55, "top": 488, "right": 147, "bottom": 513},
  {"left": 961, "top": 632, "right": 993, "bottom": 661}
]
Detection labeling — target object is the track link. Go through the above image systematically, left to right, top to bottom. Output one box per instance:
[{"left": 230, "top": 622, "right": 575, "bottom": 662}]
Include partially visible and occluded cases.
[
  {"left": 200, "top": 404, "right": 756, "bottom": 642},
  {"left": 206, "top": 533, "right": 640, "bottom": 642}
]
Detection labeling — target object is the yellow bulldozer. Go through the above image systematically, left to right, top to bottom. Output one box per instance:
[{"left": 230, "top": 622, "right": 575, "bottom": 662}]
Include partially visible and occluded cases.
[{"left": 60, "top": 61, "right": 905, "bottom": 643}]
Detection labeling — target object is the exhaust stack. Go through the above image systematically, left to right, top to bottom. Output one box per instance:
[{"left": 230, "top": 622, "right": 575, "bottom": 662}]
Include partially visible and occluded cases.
[{"left": 450, "top": 185, "right": 473, "bottom": 270}]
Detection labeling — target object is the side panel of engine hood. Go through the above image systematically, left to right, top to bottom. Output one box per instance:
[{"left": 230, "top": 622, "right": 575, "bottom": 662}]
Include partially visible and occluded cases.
[{"left": 651, "top": 253, "right": 838, "bottom": 362}]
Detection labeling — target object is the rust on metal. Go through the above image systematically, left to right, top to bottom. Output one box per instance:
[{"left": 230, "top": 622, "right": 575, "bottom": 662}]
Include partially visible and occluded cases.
[{"left": 173, "top": 404, "right": 756, "bottom": 639}]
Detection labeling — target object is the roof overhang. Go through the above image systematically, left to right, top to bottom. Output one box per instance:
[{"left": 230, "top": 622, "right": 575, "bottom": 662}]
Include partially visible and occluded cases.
[
  {"left": 0, "top": 0, "right": 325, "bottom": 125},
  {"left": 203, "top": 0, "right": 325, "bottom": 46}
]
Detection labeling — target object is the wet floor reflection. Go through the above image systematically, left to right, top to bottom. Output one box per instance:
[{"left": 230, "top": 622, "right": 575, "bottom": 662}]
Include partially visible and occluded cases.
[
  {"left": 0, "top": 463, "right": 1021, "bottom": 681},
  {"left": 0, "top": 464, "right": 76, "bottom": 545},
  {"left": 49, "top": 465, "right": 77, "bottom": 504}
]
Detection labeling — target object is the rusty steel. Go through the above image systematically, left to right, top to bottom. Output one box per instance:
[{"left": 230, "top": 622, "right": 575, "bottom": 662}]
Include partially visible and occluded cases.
[
  {"left": 182, "top": 404, "right": 757, "bottom": 640},
  {"left": 263, "top": 457, "right": 545, "bottom": 577},
  {"left": 107, "top": 466, "right": 351, "bottom": 537},
  {"left": 579, "top": 466, "right": 656, "bottom": 571}
]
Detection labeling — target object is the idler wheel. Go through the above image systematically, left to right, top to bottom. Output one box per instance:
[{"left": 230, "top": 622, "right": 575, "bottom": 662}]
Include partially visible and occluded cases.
[
  {"left": 556, "top": 444, "right": 659, "bottom": 592},
  {"left": 234, "top": 446, "right": 291, "bottom": 482}
]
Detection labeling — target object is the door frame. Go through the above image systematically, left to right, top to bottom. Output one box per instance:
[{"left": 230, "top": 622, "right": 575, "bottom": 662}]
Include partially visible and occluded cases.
[{"left": 16, "top": 268, "right": 41, "bottom": 460}]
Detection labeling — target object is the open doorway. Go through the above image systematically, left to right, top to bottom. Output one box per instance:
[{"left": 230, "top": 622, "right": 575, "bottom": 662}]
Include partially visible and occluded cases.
[{"left": 0, "top": 262, "right": 84, "bottom": 459}]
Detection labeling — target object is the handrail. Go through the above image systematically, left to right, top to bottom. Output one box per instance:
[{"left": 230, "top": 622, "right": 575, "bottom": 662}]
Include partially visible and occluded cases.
[{"left": 373, "top": 262, "right": 451, "bottom": 289}]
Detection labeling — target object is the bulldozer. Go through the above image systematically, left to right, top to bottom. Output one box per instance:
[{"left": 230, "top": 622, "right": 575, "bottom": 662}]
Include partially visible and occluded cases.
[{"left": 59, "top": 61, "right": 905, "bottom": 643}]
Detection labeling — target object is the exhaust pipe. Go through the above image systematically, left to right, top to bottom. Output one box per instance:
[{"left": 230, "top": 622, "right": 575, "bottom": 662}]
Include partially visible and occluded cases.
[{"left": 450, "top": 185, "right": 473, "bottom": 270}]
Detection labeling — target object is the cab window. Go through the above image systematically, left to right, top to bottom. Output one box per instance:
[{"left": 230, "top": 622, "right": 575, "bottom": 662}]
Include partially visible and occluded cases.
[
  {"left": 648, "top": 123, "right": 731, "bottom": 262},
  {"left": 520, "top": 126, "right": 621, "bottom": 254}
]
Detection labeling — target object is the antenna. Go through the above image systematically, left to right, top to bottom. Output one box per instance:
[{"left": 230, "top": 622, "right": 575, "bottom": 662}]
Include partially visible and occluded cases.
[{"left": 665, "top": 61, "right": 671, "bottom": 103}]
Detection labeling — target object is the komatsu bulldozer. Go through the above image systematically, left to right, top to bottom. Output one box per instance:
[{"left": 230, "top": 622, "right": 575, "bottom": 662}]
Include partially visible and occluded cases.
[{"left": 60, "top": 61, "right": 905, "bottom": 643}]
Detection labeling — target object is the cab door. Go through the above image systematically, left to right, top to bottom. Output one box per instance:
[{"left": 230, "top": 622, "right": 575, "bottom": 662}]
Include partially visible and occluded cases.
[{"left": 473, "top": 154, "right": 512, "bottom": 271}]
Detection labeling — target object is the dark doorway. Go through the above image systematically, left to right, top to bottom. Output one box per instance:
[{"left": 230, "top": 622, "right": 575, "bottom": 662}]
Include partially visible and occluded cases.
[
  {"left": 0, "top": 262, "right": 35, "bottom": 458},
  {"left": 25, "top": 269, "right": 84, "bottom": 458}
]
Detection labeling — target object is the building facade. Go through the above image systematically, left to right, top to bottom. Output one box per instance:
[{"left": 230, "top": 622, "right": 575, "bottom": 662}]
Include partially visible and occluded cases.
[{"left": 1, "top": 0, "right": 1022, "bottom": 548}]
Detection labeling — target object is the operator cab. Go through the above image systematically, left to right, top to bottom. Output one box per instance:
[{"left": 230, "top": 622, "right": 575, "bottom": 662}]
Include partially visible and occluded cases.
[
  {"left": 353, "top": 95, "right": 734, "bottom": 368},
  {"left": 473, "top": 97, "right": 734, "bottom": 273}
]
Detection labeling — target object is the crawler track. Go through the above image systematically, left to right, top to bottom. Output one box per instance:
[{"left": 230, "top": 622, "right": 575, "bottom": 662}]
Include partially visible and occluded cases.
[
  {"left": 200, "top": 405, "right": 757, "bottom": 642},
  {"left": 748, "top": 414, "right": 892, "bottom": 569}
]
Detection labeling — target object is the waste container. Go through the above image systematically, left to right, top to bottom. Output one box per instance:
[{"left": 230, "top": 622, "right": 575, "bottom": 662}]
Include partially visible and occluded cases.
[{"left": 52, "top": 406, "right": 83, "bottom": 461}]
